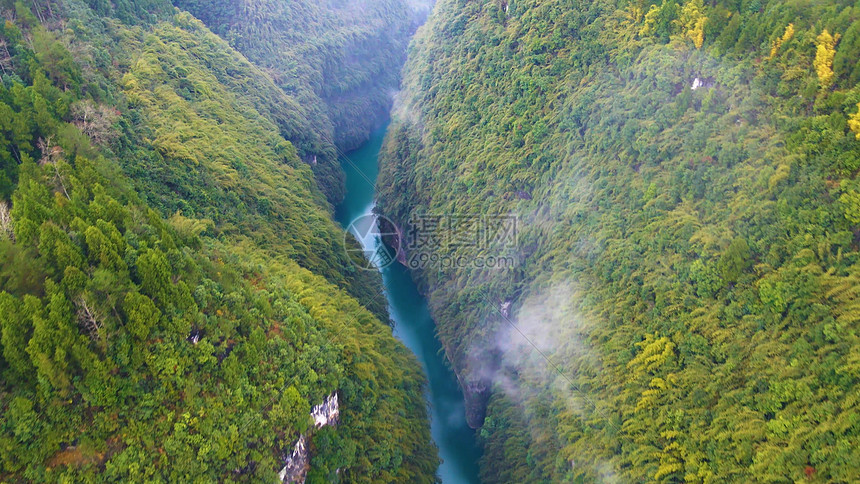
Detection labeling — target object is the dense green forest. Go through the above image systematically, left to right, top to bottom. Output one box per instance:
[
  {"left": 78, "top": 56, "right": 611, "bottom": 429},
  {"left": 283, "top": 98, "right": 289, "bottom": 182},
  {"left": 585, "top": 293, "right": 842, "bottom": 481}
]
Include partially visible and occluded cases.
[
  {"left": 0, "top": 0, "right": 438, "bottom": 482},
  {"left": 171, "top": 0, "right": 419, "bottom": 203},
  {"left": 378, "top": 0, "right": 860, "bottom": 482}
]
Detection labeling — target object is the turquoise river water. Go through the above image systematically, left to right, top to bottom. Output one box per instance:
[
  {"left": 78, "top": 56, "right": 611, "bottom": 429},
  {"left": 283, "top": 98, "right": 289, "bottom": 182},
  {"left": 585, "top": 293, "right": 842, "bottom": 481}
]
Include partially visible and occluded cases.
[{"left": 334, "top": 124, "right": 482, "bottom": 483}]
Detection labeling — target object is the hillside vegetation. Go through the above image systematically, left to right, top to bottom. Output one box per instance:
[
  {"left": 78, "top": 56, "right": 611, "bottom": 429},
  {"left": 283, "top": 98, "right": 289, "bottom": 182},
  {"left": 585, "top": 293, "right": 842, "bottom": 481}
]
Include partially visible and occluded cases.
[
  {"left": 172, "top": 0, "right": 418, "bottom": 203},
  {"left": 378, "top": 0, "right": 860, "bottom": 482},
  {"left": 0, "top": 1, "right": 438, "bottom": 482}
]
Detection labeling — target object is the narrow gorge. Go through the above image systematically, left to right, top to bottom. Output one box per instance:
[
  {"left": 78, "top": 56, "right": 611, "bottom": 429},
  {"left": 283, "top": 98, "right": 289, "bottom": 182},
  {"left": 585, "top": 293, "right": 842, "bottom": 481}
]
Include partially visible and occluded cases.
[
  {"left": 2, "top": 0, "right": 860, "bottom": 483},
  {"left": 335, "top": 125, "right": 482, "bottom": 483}
]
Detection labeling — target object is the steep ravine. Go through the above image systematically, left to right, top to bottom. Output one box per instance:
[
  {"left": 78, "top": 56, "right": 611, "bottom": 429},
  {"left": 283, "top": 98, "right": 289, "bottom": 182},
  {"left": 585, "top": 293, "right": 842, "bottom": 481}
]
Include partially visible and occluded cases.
[{"left": 335, "top": 126, "right": 482, "bottom": 483}]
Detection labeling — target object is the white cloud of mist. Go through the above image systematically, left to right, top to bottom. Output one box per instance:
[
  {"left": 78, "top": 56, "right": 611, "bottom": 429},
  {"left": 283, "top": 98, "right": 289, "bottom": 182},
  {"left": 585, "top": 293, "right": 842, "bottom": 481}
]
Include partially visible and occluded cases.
[
  {"left": 405, "top": 0, "right": 435, "bottom": 18},
  {"left": 389, "top": 83, "right": 427, "bottom": 137},
  {"left": 479, "top": 281, "right": 623, "bottom": 482},
  {"left": 492, "top": 282, "right": 593, "bottom": 405}
]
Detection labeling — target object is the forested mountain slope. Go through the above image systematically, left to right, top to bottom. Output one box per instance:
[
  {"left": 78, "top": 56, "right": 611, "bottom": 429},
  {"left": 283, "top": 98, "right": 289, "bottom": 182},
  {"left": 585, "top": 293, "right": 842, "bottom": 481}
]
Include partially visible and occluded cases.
[
  {"left": 172, "top": 0, "right": 421, "bottom": 203},
  {"left": 378, "top": 0, "right": 860, "bottom": 481},
  {"left": 0, "top": 1, "right": 438, "bottom": 482},
  {"left": 70, "top": 4, "right": 388, "bottom": 319}
]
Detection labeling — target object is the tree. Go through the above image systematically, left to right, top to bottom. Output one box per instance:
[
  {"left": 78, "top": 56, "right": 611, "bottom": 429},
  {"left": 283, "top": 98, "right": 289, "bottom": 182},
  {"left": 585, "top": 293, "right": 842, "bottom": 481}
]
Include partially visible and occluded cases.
[
  {"left": 641, "top": 0, "right": 680, "bottom": 42},
  {"left": 678, "top": 0, "right": 706, "bottom": 49},
  {"left": 0, "top": 4, "right": 438, "bottom": 482},
  {"left": 769, "top": 23, "right": 794, "bottom": 59},
  {"left": 31, "top": 28, "right": 82, "bottom": 92},
  {"left": 814, "top": 29, "right": 840, "bottom": 90},
  {"left": 0, "top": 39, "right": 11, "bottom": 76},
  {"left": 70, "top": 100, "right": 119, "bottom": 146},
  {"left": 849, "top": 103, "right": 860, "bottom": 140},
  {"left": 36, "top": 137, "right": 70, "bottom": 200},
  {"left": 839, "top": 190, "right": 860, "bottom": 225},
  {"left": 38, "top": 222, "right": 85, "bottom": 275},
  {"left": 83, "top": 224, "right": 125, "bottom": 271},
  {"left": 718, "top": 237, "right": 751, "bottom": 284},
  {"left": 136, "top": 248, "right": 172, "bottom": 304},
  {"left": 689, "top": 258, "right": 721, "bottom": 297},
  {"left": 26, "top": 284, "right": 77, "bottom": 394},
  {"left": 124, "top": 291, "right": 161, "bottom": 340},
  {"left": 0, "top": 292, "right": 38, "bottom": 378},
  {"left": 75, "top": 296, "right": 102, "bottom": 340},
  {"left": 7, "top": 396, "right": 39, "bottom": 442}
]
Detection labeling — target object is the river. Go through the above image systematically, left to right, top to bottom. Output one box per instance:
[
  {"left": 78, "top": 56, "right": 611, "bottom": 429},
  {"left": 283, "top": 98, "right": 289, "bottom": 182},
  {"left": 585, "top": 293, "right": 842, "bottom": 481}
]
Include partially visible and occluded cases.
[{"left": 334, "top": 123, "right": 482, "bottom": 483}]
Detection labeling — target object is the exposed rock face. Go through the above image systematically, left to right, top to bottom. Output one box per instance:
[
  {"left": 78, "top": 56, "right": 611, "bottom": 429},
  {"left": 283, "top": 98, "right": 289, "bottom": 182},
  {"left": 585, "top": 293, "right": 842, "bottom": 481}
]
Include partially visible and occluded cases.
[
  {"left": 691, "top": 77, "right": 715, "bottom": 90},
  {"left": 0, "top": 201, "right": 13, "bottom": 241},
  {"left": 373, "top": 214, "right": 406, "bottom": 267},
  {"left": 500, "top": 300, "right": 512, "bottom": 319},
  {"left": 187, "top": 329, "right": 201, "bottom": 344},
  {"left": 461, "top": 344, "right": 499, "bottom": 429},
  {"left": 463, "top": 379, "right": 492, "bottom": 429},
  {"left": 278, "top": 392, "right": 340, "bottom": 483},
  {"left": 311, "top": 392, "right": 340, "bottom": 429},
  {"left": 278, "top": 435, "right": 309, "bottom": 484}
]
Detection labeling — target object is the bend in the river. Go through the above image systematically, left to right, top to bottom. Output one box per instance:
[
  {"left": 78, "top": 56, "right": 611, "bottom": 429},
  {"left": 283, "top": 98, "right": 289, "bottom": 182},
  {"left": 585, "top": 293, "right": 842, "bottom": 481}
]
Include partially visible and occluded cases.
[{"left": 335, "top": 124, "right": 482, "bottom": 484}]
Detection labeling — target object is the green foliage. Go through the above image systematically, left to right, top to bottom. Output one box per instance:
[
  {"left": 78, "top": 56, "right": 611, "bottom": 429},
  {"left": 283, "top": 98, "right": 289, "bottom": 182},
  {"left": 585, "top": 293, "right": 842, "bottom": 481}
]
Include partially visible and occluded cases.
[
  {"left": 81, "top": 0, "right": 173, "bottom": 25},
  {"left": 171, "top": 0, "right": 415, "bottom": 153},
  {"left": 378, "top": 0, "right": 860, "bottom": 482},
  {"left": 0, "top": 4, "right": 438, "bottom": 482},
  {"left": 57, "top": 8, "right": 388, "bottom": 319},
  {"left": 840, "top": 189, "right": 860, "bottom": 224},
  {"left": 717, "top": 237, "right": 751, "bottom": 284},
  {"left": 689, "top": 258, "right": 721, "bottom": 297}
]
